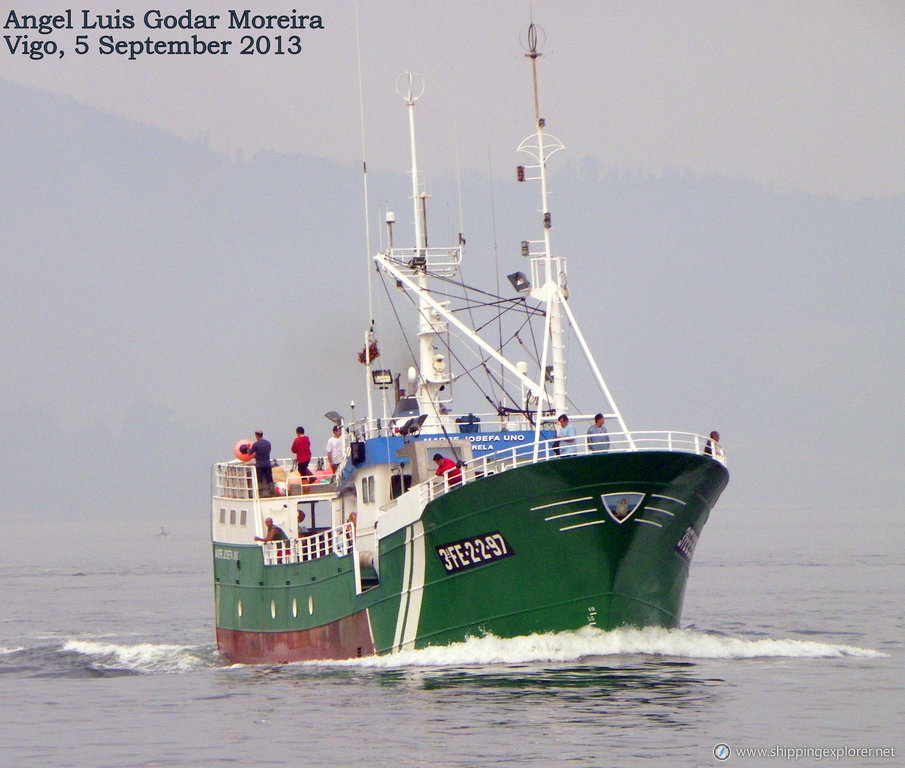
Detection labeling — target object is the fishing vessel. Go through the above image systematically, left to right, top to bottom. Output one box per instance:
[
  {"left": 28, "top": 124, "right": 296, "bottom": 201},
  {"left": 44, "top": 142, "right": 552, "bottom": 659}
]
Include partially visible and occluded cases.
[{"left": 211, "top": 26, "right": 729, "bottom": 664}]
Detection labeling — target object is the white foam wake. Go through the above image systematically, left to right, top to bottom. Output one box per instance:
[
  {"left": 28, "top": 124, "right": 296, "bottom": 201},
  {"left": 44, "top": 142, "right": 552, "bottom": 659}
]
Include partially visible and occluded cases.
[
  {"left": 325, "top": 626, "right": 886, "bottom": 668},
  {"left": 62, "top": 639, "right": 210, "bottom": 673}
]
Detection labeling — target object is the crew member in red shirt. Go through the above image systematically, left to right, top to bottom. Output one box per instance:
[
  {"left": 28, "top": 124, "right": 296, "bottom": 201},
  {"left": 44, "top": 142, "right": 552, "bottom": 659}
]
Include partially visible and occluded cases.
[
  {"left": 291, "top": 426, "right": 312, "bottom": 477},
  {"left": 433, "top": 453, "right": 462, "bottom": 486}
]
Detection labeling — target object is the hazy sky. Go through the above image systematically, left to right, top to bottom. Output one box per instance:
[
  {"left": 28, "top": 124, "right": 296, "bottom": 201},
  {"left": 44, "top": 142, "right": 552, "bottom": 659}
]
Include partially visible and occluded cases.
[
  {"left": 1, "top": 0, "right": 903, "bottom": 536},
  {"left": 4, "top": 0, "right": 905, "bottom": 198}
]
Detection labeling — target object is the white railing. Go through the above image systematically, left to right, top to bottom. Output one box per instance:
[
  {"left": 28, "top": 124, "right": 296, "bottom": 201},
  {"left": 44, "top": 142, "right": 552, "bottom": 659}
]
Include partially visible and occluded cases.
[
  {"left": 383, "top": 246, "right": 462, "bottom": 278},
  {"left": 347, "top": 412, "right": 621, "bottom": 441},
  {"left": 348, "top": 414, "right": 533, "bottom": 442},
  {"left": 415, "top": 430, "right": 726, "bottom": 506},
  {"left": 213, "top": 458, "right": 336, "bottom": 500},
  {"left": 214, "top": 463, "right": 257, "bottom": 499},
  {"left": 261, "top": 522, "right": 355, "bottom": 566}
]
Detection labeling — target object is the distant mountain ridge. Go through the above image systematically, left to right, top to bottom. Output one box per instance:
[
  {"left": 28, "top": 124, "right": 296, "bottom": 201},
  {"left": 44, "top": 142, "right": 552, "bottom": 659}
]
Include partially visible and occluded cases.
[{"left": 1, "top": 78, "right": 903, "bottom": 522}]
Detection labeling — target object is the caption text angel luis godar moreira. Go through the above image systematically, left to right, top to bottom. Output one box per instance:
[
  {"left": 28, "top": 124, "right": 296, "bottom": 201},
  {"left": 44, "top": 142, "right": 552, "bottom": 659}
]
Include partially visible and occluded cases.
[{"left": 4, "top": 8, "right": 325, "bottom": 60}]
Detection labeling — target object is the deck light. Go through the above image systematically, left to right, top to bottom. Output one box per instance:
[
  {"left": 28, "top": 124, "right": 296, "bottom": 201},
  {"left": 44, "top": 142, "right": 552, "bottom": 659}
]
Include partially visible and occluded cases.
[
  {"left": 507, "top": 271, "right": 531, "bottom": 294},
  {"left": 372, "top": 369, "right": 393, "bottom": 387}
]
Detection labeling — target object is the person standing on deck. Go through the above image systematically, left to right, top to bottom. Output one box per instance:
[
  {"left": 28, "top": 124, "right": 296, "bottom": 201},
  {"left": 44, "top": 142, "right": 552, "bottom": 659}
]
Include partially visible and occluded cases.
[
  {"left": 587, "top": 413, "right": 610, "bottom": 452},
  {"left": 556, "top": 414, "right": 577, "bottom": 456},
  {"left": 325, "top": 425, "right": 344, "bottom": 475},
  {"left": 291, "top": 426, "right": 312, "bottom": 477},
  {"left": 250, "top": 430, "right": 274, "bottom": 496},
  {"left": 704, "top": 431, "right": 723, "bottom": 458},
  {"left": 433, "top": 453, "right": 462, "bottom": 485},
  {"left": 255, "top": 517, "right": 289, "bottom": 562},
  {"left": 255, "top": 517, "right": 288, "bottom": 543}
]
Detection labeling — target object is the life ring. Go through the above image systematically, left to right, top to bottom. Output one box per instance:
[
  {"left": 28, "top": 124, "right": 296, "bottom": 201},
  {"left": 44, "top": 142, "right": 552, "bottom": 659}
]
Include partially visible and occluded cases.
[{"left": 234, "top": 439, "right": 256, "bottom": 462}]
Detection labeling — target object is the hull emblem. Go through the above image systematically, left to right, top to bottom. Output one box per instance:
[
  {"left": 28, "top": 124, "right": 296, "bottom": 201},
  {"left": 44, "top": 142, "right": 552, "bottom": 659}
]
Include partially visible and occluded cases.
[{"left": 601, "top": 492, "right": 645, "bottom": 524}]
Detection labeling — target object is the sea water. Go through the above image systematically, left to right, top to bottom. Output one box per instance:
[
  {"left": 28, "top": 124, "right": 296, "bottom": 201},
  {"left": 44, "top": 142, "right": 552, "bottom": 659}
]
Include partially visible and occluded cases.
[{"left": 0, "top": 511, "right": 901, "bottom": 768}]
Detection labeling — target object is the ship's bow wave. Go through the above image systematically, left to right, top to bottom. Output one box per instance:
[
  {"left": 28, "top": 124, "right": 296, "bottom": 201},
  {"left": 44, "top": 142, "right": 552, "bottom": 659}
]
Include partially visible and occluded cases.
[{"left": 321, "top": 625, "right": 886, "bottom": 668}]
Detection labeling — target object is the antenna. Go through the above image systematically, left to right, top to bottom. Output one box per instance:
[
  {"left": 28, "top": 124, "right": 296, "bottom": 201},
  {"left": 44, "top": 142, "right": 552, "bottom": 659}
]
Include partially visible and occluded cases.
[
  {"left": 355, "top": 2, "right": 376, "bottom": 422},
  {"left": 518, "top": 21, "right": 568, "bottom": 447},
  {"left": 521, "top": 21, "right": 546, "bottom": 127},
  {"left": 517, "top": 22, "right": 633, "bottom": 443},
  {"left": 396, "top": 71, "right": 427, "bottom": 253},
  {"left": 489, "top": 147, "right": 504, "bottom": 403}
]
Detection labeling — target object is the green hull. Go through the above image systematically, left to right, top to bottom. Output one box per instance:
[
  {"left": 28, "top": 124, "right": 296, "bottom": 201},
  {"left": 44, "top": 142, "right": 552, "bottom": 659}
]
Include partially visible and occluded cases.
[{"left": 214, "top": 451, "right": 727, "bottom": 663}]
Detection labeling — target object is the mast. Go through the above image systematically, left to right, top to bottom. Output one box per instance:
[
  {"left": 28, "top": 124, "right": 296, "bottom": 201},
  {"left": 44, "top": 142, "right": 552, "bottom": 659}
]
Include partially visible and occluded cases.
[
  {"left": 354, "top": 2, "right": 376, "bottom": 424},
  {"left": 517, "top": 23, "right": 632, "bottom": 443},
  {"left": 518, "top": 24, "right": 567, "bottom": 417},
  {"left": 372, "top": 38, "right": 630, "bottom": 439},
  {"left": 397, "top": 73, "right": 451, "bottom": 427}
]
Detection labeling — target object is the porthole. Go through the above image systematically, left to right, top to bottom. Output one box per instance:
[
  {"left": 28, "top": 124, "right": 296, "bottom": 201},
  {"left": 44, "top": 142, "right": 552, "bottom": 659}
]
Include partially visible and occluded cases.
[
  {"left": 308, "top": 595, "right": 314, "bottom": 615},
  {"left": 292, "top": 598, "right": 298, "bottom": 618},
  {"left": 237, "top": 600, "right": 243, "bottom": 617},
  {"left": 270, "top": 600, "right": 277, "bottom": 619}
]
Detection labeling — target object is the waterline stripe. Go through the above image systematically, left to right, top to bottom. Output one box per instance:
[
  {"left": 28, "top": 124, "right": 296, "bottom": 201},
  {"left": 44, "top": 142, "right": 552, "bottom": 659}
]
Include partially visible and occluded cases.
[{"left": 531, "top": 496, "right": 593, "bottom": 512}]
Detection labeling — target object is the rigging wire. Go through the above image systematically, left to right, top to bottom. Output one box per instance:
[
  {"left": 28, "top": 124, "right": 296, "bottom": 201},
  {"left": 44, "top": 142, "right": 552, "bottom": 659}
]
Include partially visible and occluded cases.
[
  {"left": 488, "top": 147, "right": 506, "bottom": 408},
  {"left": 383, "top": 255, "right": 558, "bottom": 417},
  {"left": 376, "top": 265, "right": 543, "bottom": 420},
  {"left": 377, "top": 273, "right": 467, "bottom": 462}
]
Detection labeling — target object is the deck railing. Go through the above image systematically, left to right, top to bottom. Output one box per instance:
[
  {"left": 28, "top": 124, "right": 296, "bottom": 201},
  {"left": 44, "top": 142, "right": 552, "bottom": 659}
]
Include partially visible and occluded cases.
[
  {"left": 382, "top": 246, "right": 462, "bottom": 278},
  {"left": 350, "top": 413, "right": 536, "bottom": 441},
  {"left": 215, "top": 429, "right": 725, "bottom": 509},
  {"left": 418, "top": 430, "right": 726, "bottom": 506},
  {"left": 213, "top": 457, "right": 335, "bottom": 500},
  {"left": 260, "top": 522, "right": 355, "bottom": 566}
]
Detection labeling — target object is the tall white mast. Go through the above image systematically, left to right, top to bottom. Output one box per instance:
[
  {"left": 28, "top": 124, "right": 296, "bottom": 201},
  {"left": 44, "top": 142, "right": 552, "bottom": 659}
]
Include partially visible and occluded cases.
[
  {"left": 354, "top": 2, "right": 376, "bottom": 423},
  {"left": 518, "top": 24, "right": 567, "bottom": 417},
  {"left": 518, "top": 24, "right": 631, "bottom": 439},
  {"left": 373, "top": 42, "right": 630, "bottom": 439},
  {"left": 397, "top": 73, "right": 450, "bottom": 426}
]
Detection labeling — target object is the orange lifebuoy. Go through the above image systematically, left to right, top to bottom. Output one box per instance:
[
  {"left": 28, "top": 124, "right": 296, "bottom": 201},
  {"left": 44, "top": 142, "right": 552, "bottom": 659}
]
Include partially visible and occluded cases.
[{"left": 234, "top": 439, "right": 256, "bottom": 462}]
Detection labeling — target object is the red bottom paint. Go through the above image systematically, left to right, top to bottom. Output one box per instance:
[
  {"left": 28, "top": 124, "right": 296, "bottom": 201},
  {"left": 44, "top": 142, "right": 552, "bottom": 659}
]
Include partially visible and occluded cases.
[{"left": 217, "top": 610, "right": 375, "bottom": 664}]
